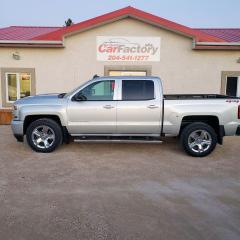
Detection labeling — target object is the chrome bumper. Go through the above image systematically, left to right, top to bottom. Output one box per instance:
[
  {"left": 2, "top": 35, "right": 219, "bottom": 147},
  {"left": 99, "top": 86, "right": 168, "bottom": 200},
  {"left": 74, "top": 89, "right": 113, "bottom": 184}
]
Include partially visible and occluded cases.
[{"left": 11, "top": 120, "right": 24, "bottom": 142}]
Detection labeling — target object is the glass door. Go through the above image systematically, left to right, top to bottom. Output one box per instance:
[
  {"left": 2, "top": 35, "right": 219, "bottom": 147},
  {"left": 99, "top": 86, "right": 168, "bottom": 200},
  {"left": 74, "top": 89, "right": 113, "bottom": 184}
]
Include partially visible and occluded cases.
[{"left": 226, "top": 76, "right": 240, "bottom": 97}]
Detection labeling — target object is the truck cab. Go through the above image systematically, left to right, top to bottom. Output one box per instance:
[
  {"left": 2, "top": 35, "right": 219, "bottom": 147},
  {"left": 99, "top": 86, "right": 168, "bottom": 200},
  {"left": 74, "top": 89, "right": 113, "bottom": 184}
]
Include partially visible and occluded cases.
[{"left": 66, "top": 76, "right": 163, "bottom": 136}]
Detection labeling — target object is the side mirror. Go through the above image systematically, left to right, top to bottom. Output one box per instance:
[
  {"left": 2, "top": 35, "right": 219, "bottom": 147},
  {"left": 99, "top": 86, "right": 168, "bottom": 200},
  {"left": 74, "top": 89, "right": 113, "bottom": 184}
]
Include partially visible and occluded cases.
[{"left": 73, "top": 93, "right": 87, "bottom": 101}]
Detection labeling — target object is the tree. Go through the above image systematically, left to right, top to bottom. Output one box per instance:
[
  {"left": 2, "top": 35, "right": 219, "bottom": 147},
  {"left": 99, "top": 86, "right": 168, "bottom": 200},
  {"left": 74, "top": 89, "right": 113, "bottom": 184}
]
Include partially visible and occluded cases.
[{"left": 65, "top": 18, "right": 73, "bottom": 27}]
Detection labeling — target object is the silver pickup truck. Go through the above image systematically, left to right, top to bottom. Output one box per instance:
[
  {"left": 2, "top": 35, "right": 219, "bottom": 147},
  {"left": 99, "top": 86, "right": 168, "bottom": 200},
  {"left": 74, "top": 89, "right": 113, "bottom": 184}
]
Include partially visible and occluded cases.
[{"left": 11, "top": 76, "right": 240, "bottom": 157}]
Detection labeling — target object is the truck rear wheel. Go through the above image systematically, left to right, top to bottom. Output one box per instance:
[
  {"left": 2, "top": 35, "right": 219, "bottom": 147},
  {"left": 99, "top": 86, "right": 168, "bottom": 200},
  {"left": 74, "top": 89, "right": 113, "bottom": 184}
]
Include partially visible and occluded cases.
[
  {"left": 26, "top": 118, "right": 63, "bottom": 153},
  {"left": 180, "top": 122, "right": 217, "bottom": 157}
]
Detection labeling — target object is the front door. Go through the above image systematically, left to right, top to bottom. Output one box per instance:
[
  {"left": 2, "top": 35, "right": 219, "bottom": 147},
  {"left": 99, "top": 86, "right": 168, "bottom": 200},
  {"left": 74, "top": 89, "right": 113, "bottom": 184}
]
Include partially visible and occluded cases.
[
  {"left": 226, "top": 76, "right": 240, "bottom": 97},
  {"left": 117, "top": 79, "right": 162, "bottom": 134},
  {"left": 67, "top": 80, "right": 117, "bottom": 134}
]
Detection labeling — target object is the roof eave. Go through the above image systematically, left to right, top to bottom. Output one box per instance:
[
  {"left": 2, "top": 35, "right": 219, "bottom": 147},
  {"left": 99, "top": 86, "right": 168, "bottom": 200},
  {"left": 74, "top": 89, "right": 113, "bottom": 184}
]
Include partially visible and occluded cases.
[
  {"left": 0, "top": 40, "right": 64, "bottom": 48},
  {"left": 196, "top": 42, "right": 240, "bottom": 46},
  {"left": 193, "top": 44, "right": 240, "bottom": 50}
]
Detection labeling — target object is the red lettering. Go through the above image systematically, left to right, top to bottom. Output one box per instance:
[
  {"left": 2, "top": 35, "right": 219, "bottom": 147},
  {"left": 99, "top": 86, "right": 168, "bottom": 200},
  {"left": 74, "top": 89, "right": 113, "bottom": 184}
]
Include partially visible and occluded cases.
[{"left": 98, "top": 44, "right": 106, "bottom": 53}]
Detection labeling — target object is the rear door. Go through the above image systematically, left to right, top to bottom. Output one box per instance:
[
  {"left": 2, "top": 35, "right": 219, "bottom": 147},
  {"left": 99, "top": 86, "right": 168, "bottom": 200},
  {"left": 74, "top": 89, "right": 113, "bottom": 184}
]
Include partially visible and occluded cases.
[{"left": 116, "top": 79, "right": 162, "bottom": 134}]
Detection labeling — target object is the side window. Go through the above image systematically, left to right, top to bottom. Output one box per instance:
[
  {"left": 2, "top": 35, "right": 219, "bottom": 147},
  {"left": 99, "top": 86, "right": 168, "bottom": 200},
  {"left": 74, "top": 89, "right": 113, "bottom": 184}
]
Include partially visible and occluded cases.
[
  {"left": 79, "top": 80, "right": 115, "bottom": 100},
  {"left": 122, "top": 80, "right": 154, "bottom": 100}
]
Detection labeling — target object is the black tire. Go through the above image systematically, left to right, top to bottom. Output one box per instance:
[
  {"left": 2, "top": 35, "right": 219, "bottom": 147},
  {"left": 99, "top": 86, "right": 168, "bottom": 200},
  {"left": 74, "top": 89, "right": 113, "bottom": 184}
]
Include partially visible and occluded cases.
[
  {"left": 26, "top": 118, "right": 63, "bottom": 153},
  {"left": 180, "top": 122, "right": 217, "bottom": 157}
]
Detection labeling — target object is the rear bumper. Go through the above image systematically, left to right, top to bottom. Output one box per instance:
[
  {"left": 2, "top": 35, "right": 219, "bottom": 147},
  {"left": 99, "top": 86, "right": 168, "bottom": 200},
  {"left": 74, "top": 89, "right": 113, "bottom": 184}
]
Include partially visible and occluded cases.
[
  {"left": 11, "top": 120, "right": 24, "bottom": 142},
  {"left": 236, "top": 126, "right": 240, "bottom": 136}
]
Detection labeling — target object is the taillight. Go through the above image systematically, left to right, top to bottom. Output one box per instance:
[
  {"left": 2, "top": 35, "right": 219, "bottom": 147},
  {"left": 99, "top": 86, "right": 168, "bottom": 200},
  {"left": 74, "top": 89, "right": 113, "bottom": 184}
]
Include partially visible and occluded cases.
[{"left": 238, "top": 105, "right": 240, "bottom": 119}]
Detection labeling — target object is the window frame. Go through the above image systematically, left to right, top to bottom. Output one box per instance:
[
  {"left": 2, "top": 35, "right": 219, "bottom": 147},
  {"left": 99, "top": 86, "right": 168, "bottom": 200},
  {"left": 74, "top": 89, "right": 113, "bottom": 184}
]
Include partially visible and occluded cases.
[
  {"left": 1, "top": 68, "right": 35, "bottom": 108},
  {"left": 221, "top": 71, "right": 240, "bottom": 97},
  {"left": 5, "top": 72, "right": 32, "bottom": 103},
  {"left": 72, "top": 79, "right": 118, "bottom": 101},
  {"left": 120, "top": 79, "right": 156, "bottom": 101}
]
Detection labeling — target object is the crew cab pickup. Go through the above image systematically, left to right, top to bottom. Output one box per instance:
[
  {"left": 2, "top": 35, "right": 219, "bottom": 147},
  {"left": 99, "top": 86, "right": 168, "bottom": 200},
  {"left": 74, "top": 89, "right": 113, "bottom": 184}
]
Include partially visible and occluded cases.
[{"left": 11, "top": 76, "right": 240, "bottom": 157}]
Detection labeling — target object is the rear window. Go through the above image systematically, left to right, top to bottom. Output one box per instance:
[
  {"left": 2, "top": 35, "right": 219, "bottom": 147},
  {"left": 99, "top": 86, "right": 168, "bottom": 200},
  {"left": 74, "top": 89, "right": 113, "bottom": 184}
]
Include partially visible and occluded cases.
[{"left": 122, "top": 80, "right": 154, "bottom": 100}]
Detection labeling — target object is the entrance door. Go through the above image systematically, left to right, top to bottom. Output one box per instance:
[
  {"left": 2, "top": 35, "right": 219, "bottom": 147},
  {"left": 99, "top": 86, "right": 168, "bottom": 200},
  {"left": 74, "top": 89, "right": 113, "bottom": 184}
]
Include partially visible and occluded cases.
[
  {"left": 226, "top": 76, "right": 240, "bottom": 97},
  {"left": 67, "top": 80, "right": 117, "bottom": 134}
]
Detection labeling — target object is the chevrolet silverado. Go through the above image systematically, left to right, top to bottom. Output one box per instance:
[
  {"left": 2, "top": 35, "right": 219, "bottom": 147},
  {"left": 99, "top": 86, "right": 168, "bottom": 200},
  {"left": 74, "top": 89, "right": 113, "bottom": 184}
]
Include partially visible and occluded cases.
[{"left": 11, "top": 76, "right": 240, "bottom": 157}]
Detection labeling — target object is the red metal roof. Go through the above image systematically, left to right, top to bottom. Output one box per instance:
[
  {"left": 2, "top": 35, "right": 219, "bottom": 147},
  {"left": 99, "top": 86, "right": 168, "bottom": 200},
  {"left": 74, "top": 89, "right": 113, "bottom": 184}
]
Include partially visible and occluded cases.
[
  {"left": 0, "top": 6, "right": 239, "bottom": 48},
  {"left": 31, "top": 6, "right": 224, "bottom": 42},
  {"left": 0, "top": 26, "right": 60, "bottom": 40},
  {"left": 195, "top": 29, "right": 240, "bottom": 42}
]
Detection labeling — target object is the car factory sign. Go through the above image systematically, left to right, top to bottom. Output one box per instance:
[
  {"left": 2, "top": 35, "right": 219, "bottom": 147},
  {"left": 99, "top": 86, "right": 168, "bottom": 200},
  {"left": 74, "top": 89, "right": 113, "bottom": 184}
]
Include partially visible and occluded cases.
[{"left": 96, "top": 36, "right": 161, "bottom": 62}]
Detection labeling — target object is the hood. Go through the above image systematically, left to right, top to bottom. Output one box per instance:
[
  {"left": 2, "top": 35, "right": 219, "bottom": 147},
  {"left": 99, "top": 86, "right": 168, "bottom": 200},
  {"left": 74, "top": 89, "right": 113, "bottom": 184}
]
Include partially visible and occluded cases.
[{"left": 14, "top": 93, "right": 64, "bottom": 105}]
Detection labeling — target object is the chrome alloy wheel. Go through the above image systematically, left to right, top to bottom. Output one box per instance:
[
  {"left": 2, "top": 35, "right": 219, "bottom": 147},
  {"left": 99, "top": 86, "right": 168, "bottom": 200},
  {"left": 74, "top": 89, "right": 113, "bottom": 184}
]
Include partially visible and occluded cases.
[
  {"left": 31, "top": 125, "right": 55, "bottom": 149},
  {"left": 188, "top": 130, "right": 212, "bottom": 153}
]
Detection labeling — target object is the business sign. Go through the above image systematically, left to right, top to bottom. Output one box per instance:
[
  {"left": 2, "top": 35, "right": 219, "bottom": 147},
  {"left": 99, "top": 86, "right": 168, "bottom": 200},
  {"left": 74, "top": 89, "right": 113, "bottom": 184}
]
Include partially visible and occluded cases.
[{"left": 96, "top": 36, "right": 161, "bottom": 62}]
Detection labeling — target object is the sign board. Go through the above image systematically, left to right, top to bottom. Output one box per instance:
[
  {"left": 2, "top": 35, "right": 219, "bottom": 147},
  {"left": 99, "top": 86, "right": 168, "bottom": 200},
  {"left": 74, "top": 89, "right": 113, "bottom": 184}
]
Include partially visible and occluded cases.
[{"left": 96, "top": 36, "right": 161, "bottom": 62}]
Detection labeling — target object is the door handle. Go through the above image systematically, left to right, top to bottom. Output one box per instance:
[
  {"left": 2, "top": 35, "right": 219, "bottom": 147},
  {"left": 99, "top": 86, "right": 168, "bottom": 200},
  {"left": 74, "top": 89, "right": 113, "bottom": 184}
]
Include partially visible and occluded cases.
[
  {"left": 103, "top": 105, "right": 114, "bottom": 109},
  {"left": 147, "top": 105, "right": 159, "bottom": 109}
]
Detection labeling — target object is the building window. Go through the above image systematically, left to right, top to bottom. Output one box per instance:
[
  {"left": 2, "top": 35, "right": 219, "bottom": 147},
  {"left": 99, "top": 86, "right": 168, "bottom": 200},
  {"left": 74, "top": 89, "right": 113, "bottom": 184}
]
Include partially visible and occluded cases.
[
  {"left": 104, "top": 65, "right": 152, "bottom": 76},
  {"left": 1, "top": 68, "right": 35, "bottom": 107},
  {"left": 109, "top": 70, "right": 147, "bottom": 76},
  {"left": 6, "top": 73, "right": 31, "bottom": 102},
  {"left": 122, "top": 80, "right": 154, "bottom": 100}
]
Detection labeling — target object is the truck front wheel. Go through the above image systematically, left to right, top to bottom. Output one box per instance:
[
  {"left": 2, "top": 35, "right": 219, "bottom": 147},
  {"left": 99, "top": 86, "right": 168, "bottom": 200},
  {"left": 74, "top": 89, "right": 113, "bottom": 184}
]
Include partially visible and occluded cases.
[
  {"left": 26, "top": 118, "right": 63, "bottom": 153},
  {"left": 180, "top": 122, "right": 217, "bottom": 157}
]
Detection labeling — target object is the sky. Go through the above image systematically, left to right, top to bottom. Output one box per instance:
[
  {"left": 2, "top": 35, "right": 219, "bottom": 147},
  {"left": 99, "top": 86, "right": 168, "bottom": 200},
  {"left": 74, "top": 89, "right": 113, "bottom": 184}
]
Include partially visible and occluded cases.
[{"left": 0, "top": 0, "right": 240, "bottom": 28}]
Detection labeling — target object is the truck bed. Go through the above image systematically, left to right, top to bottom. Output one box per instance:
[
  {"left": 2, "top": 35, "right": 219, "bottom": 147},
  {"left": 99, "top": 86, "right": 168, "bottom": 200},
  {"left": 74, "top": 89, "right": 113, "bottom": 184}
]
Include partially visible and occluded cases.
[{"left": 164, "top": 94, "right": 237, "bottom": 100}]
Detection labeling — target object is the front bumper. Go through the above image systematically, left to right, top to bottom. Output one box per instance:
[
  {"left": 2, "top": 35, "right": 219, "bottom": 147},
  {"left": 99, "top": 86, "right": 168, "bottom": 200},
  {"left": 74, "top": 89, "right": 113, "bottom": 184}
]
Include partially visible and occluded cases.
[
  {"left": 11, "top": 120, "right": 24, "bottom": 142},
  {"left": 236, "top": 126, "right": 240, "bottom": 136}
]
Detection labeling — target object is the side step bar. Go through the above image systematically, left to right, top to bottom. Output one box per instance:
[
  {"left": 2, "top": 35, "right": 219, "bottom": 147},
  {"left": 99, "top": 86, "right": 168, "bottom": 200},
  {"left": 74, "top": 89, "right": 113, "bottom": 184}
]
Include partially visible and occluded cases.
[{"left": 74, "top": 139, "right": 163, "bottom": 144}]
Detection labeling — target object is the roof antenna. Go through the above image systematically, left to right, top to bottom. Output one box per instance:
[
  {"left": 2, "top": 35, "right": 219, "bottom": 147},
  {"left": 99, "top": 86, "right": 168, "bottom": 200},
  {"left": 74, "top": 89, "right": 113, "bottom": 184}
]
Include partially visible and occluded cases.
[{"left": 93, "top": 74, "right": 99, "bottom": 79}]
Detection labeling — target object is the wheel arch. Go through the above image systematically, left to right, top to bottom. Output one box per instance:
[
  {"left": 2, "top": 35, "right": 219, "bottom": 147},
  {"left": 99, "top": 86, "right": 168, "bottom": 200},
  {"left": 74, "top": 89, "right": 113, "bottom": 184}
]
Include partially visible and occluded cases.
[
  {"left": 23, "top": 115, "right": 62, "bottom": 134},
  {"left": 180, "top": 115, "right": 224, "bottom": 144}
]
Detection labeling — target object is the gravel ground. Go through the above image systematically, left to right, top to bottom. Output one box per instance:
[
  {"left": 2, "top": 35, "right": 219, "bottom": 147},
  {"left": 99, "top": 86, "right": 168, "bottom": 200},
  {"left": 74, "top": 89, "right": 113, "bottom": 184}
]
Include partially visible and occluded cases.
[{"left": 0, "top": 125, "right": 239, "bottom": 240}]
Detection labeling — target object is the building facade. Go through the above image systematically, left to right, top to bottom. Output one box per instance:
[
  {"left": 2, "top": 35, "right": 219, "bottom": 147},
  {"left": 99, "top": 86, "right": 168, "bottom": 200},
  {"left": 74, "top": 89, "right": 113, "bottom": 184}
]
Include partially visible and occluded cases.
[{"left": 0, "top": 7, "right": 240, "bottom": 124}]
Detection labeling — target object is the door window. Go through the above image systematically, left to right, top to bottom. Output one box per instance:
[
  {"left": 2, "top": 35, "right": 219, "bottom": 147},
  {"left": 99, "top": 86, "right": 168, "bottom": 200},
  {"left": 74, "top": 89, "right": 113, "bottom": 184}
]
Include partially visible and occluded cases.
[
  {"left": 79, "top": 80, "right": 115, "bottom": 100},
  {"left": 122, "top": 80, "right": 154, "bottom": 100}
]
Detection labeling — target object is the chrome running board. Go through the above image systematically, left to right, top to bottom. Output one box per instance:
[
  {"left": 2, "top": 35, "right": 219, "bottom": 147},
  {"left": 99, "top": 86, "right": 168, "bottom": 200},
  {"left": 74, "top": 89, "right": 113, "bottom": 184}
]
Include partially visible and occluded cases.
[{"left": 74, "top": 139, "right": 163, "bottom": 144}]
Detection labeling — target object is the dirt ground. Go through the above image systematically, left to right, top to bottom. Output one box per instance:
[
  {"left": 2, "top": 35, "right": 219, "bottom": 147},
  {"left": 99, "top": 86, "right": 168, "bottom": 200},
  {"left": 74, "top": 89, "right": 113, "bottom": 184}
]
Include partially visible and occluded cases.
[{"left": 0, "top": 125, "right": 239, "bottom": 240}]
